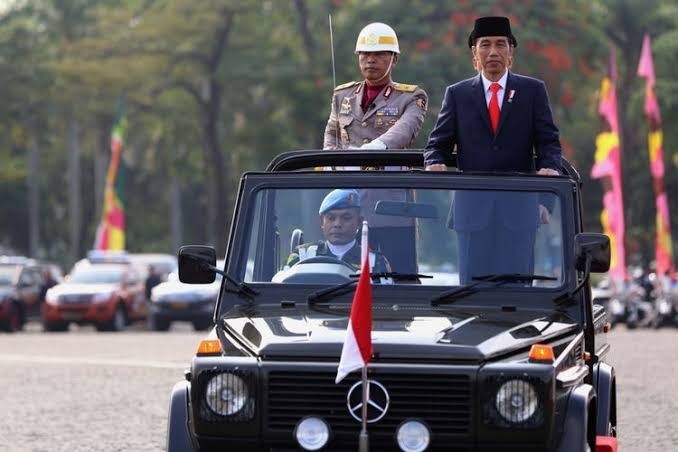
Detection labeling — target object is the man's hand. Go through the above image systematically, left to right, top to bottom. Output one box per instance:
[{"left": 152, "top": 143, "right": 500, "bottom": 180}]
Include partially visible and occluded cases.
[
  {"left": 360, "top": 139, "right": 387, "bottom": 150},
  {"left": 425, "top": 164, "right": 447, "bottom": 171},
  {"left": 537, "top": 168, "right": 559, "bottom": 176},
  {"left": 539, "top": 204, "right": 550, "bottom": 224}
]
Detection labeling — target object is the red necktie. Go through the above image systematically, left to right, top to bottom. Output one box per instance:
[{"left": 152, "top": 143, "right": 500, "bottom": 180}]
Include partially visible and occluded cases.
[{"left": 489, "top": 82, "right": 501, "bottom": 134}]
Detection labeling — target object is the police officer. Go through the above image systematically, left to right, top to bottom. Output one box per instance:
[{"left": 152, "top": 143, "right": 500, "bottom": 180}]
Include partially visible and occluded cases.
[
  {"left": 323, "top": 22, "right": 427, "bottom": 150},
  {"left": 322, "top": 23, "right": 426, "bottom": 273},
  {"left": 285, "top": 189, "right": 391, "bottom": 273}
]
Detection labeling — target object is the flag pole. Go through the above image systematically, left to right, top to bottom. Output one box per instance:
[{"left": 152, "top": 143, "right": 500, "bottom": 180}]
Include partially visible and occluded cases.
[
  {"left": 359, "top": 220, "right": 369, "bottom": 452},
  {"left": 359, "top": 365, "right": 369, "bottom": 452}
]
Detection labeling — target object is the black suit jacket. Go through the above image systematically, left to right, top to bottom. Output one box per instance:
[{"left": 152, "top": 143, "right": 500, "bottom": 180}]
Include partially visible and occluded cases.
[
  {"left": 424, "top": 71, "right": 561, "bottom": 172},
  {"left": 426, "top": 72, "right": 561, "bottom": 232}
]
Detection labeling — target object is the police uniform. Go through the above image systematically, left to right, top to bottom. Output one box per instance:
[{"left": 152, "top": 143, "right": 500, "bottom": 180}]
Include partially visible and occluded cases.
[
  {"left": 323, "top": 80, "right": 428, "bottom": 150},
  {"left": 322, "top": 81, "right": 426, "bottom": 273},
  {"left": 285, "top": 189, "right": 391, "bottom": 273}
]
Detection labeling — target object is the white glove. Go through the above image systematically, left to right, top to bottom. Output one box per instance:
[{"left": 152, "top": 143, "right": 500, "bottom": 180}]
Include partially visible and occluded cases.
[{"left": 360, "top": 139, "right": 387, "bottom": 150}]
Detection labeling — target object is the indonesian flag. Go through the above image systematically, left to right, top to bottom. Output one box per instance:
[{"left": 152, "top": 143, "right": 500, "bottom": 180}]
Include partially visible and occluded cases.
[{"left": 335, "top": 222, "right": 372, "bottom": 384}]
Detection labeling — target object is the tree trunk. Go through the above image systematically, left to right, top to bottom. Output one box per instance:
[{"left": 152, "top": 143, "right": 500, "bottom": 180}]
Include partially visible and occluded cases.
[
  {"left": 203, "top": 78, "right": 227, "bottom": 254},
  {"left": 68, "top": 116, "right": 82, "bottom": 265},
  {"left": 27, "top": 134, "right": 39, "bottom": 258},
  {"left": 170, "top": 174, "right": 183, "bottom": 254}
]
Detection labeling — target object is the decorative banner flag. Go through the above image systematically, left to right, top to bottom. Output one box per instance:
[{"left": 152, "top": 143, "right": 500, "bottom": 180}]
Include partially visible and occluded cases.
[
  {"left": 637, "top": 34, "right": 673, "bottom": 276},
  {"left": 591, "top": 48, "right": 626, "bottom": 281},
  {"left": 94, "top": 99, "right": 127, "bottom": 251},
  {"left": 336, "top": 222, "right": 372, "bottom": 384}
]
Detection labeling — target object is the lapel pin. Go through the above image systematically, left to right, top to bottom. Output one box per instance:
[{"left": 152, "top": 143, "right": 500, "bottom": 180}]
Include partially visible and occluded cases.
[{"left": 508, "top": 89, "right": 516, "bottom": 103}]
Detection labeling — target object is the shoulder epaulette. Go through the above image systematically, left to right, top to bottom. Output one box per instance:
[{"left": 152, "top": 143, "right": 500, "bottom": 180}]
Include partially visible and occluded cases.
[
  {"left": 334, "top": 81, "right": 360, "bottom": 91},
  {"left": 393, "top": 83, "right": 418, "bottom": 93}
]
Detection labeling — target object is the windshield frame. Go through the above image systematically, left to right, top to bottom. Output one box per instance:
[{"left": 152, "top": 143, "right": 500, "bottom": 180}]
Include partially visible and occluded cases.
[{"left": 217, "top": 170, "right": 579, "bottom": 315}]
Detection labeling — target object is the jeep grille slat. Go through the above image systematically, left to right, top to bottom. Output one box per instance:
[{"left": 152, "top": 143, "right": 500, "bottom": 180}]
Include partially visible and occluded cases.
[{"left": 266, "top": 370, "right": 472, "bottom": 446}]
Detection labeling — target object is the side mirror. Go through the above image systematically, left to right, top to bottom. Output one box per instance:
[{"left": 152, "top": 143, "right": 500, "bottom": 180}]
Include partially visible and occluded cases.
[
  {"left": 574, "top": 233, "right": 610, "bottom": 273},
  {"left": 178, "top": 245, "right": 216, "bottom": 284}
]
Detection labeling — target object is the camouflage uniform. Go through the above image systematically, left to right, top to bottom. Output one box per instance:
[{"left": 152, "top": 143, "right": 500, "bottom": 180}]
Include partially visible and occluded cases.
[
  {"left": 323, "top": 80, "right": 427, "bottom": 150},
  {"left": 285, "top": 240, "right": 391, "bottom": 273}
]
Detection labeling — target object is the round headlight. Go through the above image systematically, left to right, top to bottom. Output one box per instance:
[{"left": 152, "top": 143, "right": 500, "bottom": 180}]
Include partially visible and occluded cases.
[
  {"left": 205, "top": 373, "right": 249, "bottom": 416},
  {"left": 495, "top": 379, "right": 538, "bottom": 423},
  {"left": 294, "top": 416, "right": 330, "bottom": 451},
  {"left": 396, "top": 419, "right": 430, "bottom": 452}
]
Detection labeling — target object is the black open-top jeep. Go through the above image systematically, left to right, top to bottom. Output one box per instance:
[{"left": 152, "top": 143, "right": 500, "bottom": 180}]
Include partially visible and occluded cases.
[{"left": 167, "top": 151, "right": 617, "bottom": 452}]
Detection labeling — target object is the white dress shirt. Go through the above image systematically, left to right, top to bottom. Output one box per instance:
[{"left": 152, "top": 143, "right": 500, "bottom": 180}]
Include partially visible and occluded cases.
[{"left": 481, "top": 70, "right": 508, "bottom": 109}]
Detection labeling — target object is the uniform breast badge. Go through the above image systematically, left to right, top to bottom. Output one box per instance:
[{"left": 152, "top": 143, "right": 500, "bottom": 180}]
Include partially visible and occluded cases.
[
  {"left": 340, "top": 98, "right": 352, "bottom": 114},
  {"left": 376, "top": 107, "right": 399, "bottom": 116}
]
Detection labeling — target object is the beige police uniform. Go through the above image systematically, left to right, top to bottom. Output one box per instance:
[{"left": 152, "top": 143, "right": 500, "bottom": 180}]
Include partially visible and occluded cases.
[{"left": 323, "top": 81, "right": 427, "bottom": 150}]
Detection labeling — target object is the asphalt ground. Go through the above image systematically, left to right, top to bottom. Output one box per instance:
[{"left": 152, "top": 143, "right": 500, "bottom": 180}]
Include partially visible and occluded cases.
[{"left": 0, "top": 323, "right": 675, "bottom": 451}]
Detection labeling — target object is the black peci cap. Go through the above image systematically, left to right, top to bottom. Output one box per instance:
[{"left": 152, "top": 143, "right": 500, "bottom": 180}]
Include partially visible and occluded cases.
[{"left": 468, "top": 16, "right": 518, "bottom": 48}]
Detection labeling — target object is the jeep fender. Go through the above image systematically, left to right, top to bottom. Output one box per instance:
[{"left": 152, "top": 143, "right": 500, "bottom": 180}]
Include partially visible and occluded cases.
[
  {"left": 593, "top": 362, "right": 616, "bottom": 435},
  {"left": 166, "top": 380, "right": 197, "bottom": 452},
  {"left": 556, "top": 383, "right": 595, "bottom": 452}
]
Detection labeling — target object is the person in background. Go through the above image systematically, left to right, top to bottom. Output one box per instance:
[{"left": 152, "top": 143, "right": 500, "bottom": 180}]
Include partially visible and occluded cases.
[
  {"left": 323, "top": 22, "right": 427, "bottom": 273},
  {"left": 145, "top": 265, "right": 162, "bottom": 301}
]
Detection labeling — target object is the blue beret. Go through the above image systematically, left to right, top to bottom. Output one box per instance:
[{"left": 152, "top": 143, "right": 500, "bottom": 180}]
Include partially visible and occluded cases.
[{"left": 319, "top": 189, "right": 361, "bottom": 215}]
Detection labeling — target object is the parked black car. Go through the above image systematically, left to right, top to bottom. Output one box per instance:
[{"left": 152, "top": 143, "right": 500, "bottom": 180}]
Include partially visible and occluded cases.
[
  {"left": 166, "top": 151, "right": 617, "bottom": 452},
  {"left": 0, "top": 256, "right": 49, "bottom": 332},
  {"left": 148, "top": 262, "right": 223, "bottom": 331}
]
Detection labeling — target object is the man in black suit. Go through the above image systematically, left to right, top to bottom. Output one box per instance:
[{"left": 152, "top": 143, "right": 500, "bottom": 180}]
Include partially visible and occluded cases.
[{"left": 424, "top": 16, "right": 562, "bottom": 284}]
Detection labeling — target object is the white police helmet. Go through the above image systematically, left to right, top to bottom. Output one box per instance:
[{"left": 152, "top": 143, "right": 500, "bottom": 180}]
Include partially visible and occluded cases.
[{"left": 355, "top": 22, "right": 400, "bottom": 54}]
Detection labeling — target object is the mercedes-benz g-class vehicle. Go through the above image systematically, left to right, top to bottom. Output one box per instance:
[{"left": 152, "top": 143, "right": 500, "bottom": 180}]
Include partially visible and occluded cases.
[{"left": 167, "top": 151, "right": 617, "bottom": 452}]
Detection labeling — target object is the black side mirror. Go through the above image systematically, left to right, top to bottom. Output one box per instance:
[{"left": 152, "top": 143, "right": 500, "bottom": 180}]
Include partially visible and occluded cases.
[
  {"left": 574, "top": 233, "right": 610, "bottom": 273},
  {"left": 178, "top": 245, "right": 216, "bottom": 284}
]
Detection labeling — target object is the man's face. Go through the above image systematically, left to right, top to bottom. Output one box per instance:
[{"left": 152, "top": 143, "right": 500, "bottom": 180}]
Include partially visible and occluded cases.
[
  {"left": 472, "top": 36, "right": 513, "bottom": 81},
  {"left": 358, "top": 51, "right": 397, "bottom": 85},
  {"left": 320, "top": 208, "right": 361, "bottom": 245}
]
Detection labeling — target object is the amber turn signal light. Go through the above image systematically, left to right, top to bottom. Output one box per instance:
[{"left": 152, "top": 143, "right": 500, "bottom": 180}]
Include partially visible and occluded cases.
[
  {"left": 196, "top": 338, "right": 222, "bottom": 356},
  {"left": 528, "top": 344, "right": 555, "bottom": 363}
]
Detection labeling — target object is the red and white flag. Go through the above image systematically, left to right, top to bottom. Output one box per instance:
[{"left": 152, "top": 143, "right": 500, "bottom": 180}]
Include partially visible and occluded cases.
[{"left": 335, "top": 222, "right": 372, "bottom": 384}]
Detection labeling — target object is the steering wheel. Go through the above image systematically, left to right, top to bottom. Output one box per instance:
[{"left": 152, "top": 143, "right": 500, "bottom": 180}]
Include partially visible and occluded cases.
[{"left": 294, "top": 256, "right": 356, "bottom": 271}]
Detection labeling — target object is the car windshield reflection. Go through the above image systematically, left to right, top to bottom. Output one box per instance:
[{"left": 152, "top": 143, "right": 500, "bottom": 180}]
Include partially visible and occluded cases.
[{"left": 238, "top": 187, "right": 564, "bottom": 289}]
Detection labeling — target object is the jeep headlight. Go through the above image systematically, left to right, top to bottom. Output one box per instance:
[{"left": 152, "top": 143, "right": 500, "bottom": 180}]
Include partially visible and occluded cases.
[
  {"left": 205, "top": 373, "right": 250, "bottom": 416},
  {"left": 495, "top": 379, "right": 538, "bottom": 423}
]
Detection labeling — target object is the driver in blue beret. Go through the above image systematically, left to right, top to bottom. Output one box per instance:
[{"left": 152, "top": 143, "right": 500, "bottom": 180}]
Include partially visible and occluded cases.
[{"left": 285, "top": 189, "right": 391, "bottom": 272}]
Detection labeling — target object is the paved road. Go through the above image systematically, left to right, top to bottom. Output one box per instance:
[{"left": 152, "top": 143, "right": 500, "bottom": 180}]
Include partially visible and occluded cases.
[{"left": 0, "top": 323, "right": 675, "bottom": 451}]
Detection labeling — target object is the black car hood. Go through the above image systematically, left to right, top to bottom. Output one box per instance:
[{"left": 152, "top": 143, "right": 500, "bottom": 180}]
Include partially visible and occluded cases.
[{"left": 221, "top": 304, "right": 578, "bottom": 362}]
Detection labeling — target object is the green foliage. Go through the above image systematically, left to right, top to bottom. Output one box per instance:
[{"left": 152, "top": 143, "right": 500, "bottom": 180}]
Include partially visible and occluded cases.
[{"left": 0, "top": 0, "right": 675, "bottom": 269}]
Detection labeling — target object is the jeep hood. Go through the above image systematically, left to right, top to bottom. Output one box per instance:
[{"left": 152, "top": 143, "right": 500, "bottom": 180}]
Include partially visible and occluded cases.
[{"left": 221, "top": 305, "right": 578, "bottom": 362}]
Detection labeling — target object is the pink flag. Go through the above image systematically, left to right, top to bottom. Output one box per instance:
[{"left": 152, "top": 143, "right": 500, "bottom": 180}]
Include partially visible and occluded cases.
[
  {"left": 637, "top": 34, "right": 661, "bottom": 123},
  {"left": 336, "top": 244, "right": 372, "bottom": 384}
]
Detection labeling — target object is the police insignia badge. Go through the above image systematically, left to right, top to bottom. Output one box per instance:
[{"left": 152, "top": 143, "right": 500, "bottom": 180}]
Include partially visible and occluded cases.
[
  {"left": 340, "top": 98, "right": 352, "bottom": 114},
  {"left": 416, "top": 98, "right": 426, "bottom": 110},
  {"left": 376, "top": 107, "right": 399, "bottom": 116},
  {"left": 375, "top": 117, "right": 384, "bottom": 127}
]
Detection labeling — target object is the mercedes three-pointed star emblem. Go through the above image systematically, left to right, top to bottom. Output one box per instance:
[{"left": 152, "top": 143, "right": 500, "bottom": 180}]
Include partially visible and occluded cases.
[{"left": 346, "top": 379, "right": 390, "bottom": 423}]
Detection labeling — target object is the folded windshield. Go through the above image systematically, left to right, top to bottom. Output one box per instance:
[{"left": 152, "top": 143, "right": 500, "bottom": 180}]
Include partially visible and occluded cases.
[{"left": 239, "top": 187, "right": 564, "bottom": 288}]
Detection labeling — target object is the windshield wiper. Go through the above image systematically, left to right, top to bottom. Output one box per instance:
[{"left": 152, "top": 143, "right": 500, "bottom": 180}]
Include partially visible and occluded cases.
[
  {"left": 308, "top": 272, "right": 432, "bottom": 305},
  {"left": 430, "top": 273, "right": 557, "bottom": 306}
]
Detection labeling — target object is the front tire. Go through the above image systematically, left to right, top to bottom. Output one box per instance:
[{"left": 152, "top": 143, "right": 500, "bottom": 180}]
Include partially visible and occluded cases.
[
  {"left": 3, "top": 302, "right": 22, "bottom": 332},
  {"left": 149, "top": 314, "right": 170, "bottom": 332},
  {"left": 192, "top": 319, "right": 212, "bottom": 331}
]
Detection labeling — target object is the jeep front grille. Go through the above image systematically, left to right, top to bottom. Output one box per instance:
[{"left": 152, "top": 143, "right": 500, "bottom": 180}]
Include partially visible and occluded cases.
[{"left": 266, "top": 370, "right": 472, "bottom": 449}]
